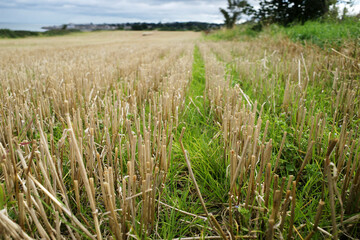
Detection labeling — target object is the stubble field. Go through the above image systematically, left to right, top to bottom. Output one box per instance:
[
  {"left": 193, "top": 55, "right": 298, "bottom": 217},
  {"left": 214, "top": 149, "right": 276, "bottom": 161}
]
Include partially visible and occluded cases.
[{"left": 0, "top": 30, "right": 359, "bottom": 239}]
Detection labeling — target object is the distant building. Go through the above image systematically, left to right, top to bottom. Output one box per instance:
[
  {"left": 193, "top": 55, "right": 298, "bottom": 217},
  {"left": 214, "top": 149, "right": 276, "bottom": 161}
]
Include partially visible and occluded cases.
[{"left": 67, "top": 23, "right": 76, "bottom": 29}]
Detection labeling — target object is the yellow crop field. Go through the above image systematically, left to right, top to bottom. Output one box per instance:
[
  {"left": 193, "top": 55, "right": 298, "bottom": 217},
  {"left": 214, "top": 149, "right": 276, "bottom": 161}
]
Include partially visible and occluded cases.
[{"left": 0, "top": 30, "right": 359, "bottom": 239}]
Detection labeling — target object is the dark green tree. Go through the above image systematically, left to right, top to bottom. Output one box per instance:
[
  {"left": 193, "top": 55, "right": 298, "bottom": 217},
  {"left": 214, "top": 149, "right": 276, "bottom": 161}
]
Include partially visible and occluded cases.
[
  {"left": 220, "top": 0, "right": 253, "bottom": 28},
  {"left": 256, "top": 0, "right": 340, "bottom": 26}
]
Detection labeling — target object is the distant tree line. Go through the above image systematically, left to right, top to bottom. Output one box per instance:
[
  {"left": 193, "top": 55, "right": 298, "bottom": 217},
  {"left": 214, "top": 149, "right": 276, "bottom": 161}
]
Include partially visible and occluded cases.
[
  {"left": 220, "top": 0, "right": 355, "bottom": 28},
  {"left": 0, "top": 22, "right": 222, "bottom": 39},
  {"left": 118, "top": 22, "right": 221, "bottom": 31},
  {"left": 0, "top": 28, "right": 80, "bottom": 38},
  {"left": 0, "top": 29, "right": 40, "bottom": 38}
]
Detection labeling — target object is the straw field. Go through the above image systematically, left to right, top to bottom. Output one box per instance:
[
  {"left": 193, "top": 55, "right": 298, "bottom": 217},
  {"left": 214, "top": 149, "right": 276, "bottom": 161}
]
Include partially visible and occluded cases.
[{"left": 0, "top": 31, "right": 359, "bottom": 239}]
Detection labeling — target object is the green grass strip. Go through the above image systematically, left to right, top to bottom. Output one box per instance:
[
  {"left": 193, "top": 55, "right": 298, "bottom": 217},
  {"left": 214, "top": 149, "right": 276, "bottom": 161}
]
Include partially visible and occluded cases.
[
  {"left": 156, "top": 45, "right": 233, "bottom": 238},
  {"left": 179, "top": 45, "right": 228, "bottom": 203}
]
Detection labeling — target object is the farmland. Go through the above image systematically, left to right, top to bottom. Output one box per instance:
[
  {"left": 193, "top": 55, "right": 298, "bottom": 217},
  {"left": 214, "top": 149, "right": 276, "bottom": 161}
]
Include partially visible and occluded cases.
[{"left": 0, "top": 30, "right": 359, "bottom": 239}]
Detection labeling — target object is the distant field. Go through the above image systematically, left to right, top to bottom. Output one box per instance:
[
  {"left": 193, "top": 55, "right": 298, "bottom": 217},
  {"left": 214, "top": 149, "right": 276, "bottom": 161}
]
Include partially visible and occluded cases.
[
  {"left": 0, "top": 30, "right": 359, "bottom": 239},
  {"left": 0, "top": 31, "right": 200, "bottom": 48}
]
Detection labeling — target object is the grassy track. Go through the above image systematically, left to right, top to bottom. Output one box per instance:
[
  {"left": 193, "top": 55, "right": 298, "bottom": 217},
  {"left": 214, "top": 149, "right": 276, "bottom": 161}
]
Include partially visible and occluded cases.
[
  {"left": 156, "top": 45, "right": 227, "bottom": 238},
  {"left": 182, "top": 45, "right": 228, "bottom": 203}
]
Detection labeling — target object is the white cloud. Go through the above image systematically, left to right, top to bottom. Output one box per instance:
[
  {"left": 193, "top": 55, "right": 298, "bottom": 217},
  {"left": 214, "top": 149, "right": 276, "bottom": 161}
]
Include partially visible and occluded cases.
[{"left": 337, "top": 2, "right": 360, "bottom": 15}]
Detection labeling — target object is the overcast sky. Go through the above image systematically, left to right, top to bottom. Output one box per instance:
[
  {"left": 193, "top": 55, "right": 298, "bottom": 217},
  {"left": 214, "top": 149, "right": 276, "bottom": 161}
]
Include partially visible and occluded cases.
[
  {"left": 0, "top": 0, "right": 359, "bottom": 26},
  {"left": 0, "top": 0, "right": 233, "bottom": 25}
]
